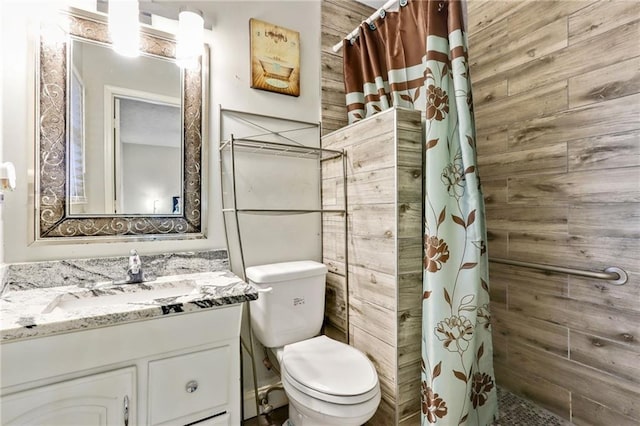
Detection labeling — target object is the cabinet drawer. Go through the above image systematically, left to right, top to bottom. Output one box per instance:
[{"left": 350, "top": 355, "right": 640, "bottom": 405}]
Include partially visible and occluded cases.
[
  {"left": 148, "top": 346, "right": 230, "bottom": 425},
  {"left": 191, "top": 413, "right": 230, "bottom": 425}
]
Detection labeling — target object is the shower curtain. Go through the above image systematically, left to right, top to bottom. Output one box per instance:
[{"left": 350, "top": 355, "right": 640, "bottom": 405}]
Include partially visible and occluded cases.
[{"left": 343, "top": 1, "right": 497, "bottom": 424}]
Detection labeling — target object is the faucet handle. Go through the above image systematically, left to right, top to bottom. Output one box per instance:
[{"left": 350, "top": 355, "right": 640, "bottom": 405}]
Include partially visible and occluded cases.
[{"left": 128, "top": 249, "right": 141, "bottom": 277}]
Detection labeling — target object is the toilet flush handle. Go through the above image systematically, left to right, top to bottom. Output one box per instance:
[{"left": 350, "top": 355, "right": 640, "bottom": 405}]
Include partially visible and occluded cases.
[{"left": 256, "top": 287, "right": 273, "bottom": 294}]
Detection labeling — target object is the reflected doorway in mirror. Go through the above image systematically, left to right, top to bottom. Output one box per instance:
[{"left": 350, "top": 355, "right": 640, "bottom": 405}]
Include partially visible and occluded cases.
[{"left": 110, "top": 92, "right": 181, "bottom": 216}]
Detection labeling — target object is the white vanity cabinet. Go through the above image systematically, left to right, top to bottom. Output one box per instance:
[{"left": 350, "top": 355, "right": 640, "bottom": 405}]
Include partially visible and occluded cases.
[
  {"left": 0, "top": 305, "right": 242, "bottom": 426},
  {"left": 1, "top": 367, "right": 136, "bottom": 425}
]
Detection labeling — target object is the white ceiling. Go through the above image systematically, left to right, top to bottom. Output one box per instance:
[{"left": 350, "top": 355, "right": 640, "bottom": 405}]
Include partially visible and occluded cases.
[{"left": 136, "top": 1, "right": 387, "bottom": 30}]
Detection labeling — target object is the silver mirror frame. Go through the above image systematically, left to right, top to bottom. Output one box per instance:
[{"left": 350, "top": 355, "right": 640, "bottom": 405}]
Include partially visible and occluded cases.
[{"left": 34, "top": 10, "right": 208, "bottom": 242}]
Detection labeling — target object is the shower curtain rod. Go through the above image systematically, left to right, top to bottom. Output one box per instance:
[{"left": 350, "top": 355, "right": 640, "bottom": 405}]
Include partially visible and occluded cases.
[{"left": 332, "top": 0, "right": 399, "bottom": 53}]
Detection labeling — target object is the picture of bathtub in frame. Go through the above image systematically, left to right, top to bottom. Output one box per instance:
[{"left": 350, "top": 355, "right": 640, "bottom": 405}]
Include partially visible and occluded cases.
[{"left": 249, "top": 18, "right": 300, "bottom": 97}]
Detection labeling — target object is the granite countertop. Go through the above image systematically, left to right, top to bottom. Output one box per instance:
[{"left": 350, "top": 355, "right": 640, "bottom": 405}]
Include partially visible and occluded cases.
[{"left": 0, "top": 250, "right": 258, "bottom": 343}]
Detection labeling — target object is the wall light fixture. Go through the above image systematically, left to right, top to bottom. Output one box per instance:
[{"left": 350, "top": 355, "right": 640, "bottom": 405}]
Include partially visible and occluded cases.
[
  {"left": 109, "top": 0, "right": 140, "bottom": 57},
  {"left": 176, "top": 8, "right": 204, "bottom": 69}
]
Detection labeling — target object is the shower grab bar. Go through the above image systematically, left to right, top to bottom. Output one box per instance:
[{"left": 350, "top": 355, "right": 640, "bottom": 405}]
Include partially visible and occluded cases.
[{"left": 488, "top": 258, "right": 628, "bottom": 285}]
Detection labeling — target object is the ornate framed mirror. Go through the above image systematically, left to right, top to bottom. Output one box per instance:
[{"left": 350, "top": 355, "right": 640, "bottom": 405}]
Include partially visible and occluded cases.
[{"left": 35, "top": 9, "right": 208, "bottom": 241}]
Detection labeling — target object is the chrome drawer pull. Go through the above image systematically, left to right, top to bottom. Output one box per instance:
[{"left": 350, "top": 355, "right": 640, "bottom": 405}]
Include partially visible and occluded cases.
[{"left": 185, "top": 380, "right": 199, "bottom": 393}]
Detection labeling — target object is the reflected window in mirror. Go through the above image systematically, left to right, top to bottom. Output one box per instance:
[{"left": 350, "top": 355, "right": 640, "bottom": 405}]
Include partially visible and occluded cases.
[{"left": 69, "top": 66, "right": 87, "bottom": 208}]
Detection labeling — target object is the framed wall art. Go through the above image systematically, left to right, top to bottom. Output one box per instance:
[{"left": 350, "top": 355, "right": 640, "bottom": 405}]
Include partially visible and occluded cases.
[{"left": 249, "top": 18, "right": 300, "bottom": 97}]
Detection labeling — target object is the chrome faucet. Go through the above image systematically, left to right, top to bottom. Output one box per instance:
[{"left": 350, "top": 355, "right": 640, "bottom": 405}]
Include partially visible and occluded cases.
[{"left": 126, "top": 249, "right": 144, "bottom": 284}]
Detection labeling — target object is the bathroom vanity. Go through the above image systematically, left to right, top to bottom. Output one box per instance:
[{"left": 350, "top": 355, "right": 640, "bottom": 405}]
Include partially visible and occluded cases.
[
  {"left": 0, "top": 3, "right": 250, "bottom": 423},
  {"left": 0, "top": 265, "right": 257, "bottom": 426}
]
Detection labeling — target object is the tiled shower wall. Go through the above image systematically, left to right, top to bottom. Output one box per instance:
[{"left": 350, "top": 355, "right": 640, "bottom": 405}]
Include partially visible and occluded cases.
[
  {"left": 321, "top": 0, "right": 373, "bottom": 135},
  {"left": 467, "top": 1, "right": 640, "bottom": 424},
  {"left": 322, "top": 108, "right": 424, "bottom": 425}
]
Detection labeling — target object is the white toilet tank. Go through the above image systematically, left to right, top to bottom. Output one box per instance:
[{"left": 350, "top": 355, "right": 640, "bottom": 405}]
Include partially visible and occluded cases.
[{"left": 247, "top": 260, "right": 328, "bottom": 348}]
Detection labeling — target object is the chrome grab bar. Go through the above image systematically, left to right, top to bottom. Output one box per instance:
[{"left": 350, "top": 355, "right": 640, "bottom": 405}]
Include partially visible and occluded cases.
[{"left": 489, "top": 258, "right": 628, "bottom": 285}]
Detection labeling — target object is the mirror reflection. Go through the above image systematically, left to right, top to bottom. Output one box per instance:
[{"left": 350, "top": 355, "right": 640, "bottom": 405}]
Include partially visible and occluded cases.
[{"left": 68, "top": 38, "right": 182, "bottom": 216}]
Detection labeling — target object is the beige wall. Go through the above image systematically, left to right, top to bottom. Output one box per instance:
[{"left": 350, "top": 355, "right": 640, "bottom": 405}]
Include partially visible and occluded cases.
[
  {"left": 0, "top": 0, "right": 4, "bottom": 265},
  {"left": 1, "top": 0, "right": 321, "bottom": 262},
  {"left": 467, "top": 0, "right": 640, "bottom": 423}
]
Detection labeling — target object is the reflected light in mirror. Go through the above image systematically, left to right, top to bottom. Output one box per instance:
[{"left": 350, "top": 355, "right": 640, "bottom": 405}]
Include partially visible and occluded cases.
[
  {"left": 109, "top": 0, "right": 140, "bottom": 57},
  {"left": 176, "top": 9, "right": 204, "bottom": 69}
]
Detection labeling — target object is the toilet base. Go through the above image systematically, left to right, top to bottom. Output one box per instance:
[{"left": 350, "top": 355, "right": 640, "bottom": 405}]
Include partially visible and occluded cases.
[
  {"left": 285, "top": 397, "right": 371, "bottom": 426},
  {"left": 285, "top": 400, "right": 313, "bottom": 426},
  {"left": 286, "top": 400, "right": 327, "bottom": 426}
]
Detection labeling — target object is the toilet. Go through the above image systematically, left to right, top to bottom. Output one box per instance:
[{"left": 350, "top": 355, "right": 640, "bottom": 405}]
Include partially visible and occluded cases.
[{"left": 247, "top": 260, "right": 381, "bottom": 426}]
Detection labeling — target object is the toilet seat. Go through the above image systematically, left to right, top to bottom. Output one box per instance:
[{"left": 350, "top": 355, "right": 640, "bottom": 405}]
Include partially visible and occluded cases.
[
  {"left": 280, "top": 336, "right": 379, "bottom": 404},
  {"left": 282, "top": 366, "right": 379, "bottom": 405},
  {"left": 282, "top": 371, "right": 381, "bottom": 425}
]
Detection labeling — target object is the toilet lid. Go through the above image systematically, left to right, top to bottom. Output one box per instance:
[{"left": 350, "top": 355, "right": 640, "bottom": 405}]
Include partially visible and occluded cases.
[{"left": 281, "top": 336, "right": 378, "bottom": 397}]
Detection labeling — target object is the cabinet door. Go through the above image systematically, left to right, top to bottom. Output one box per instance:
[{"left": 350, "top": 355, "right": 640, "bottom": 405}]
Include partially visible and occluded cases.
[{"left": 1, "top": 367, "right": 136, "bottom": 426}]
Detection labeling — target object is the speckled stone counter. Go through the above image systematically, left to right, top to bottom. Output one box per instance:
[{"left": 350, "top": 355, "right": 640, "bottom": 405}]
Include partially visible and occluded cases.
[
  {"left": 0, "top": 250, "right": 258, "bottom": 342},
  {"left": 2, "top": 250, "right": 230, "bottom": 292}
]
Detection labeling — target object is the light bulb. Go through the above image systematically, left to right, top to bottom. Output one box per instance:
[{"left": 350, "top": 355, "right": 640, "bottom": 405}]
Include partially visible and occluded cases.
[
  {"left": 109, "top": 0, "right": 140, "bottom": 57},
  {"left": 176, "top": 9, "right": 204, "bottom": 69}
]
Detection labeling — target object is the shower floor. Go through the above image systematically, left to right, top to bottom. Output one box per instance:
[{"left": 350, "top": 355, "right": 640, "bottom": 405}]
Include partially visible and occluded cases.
[
  {"left": 244, "top": 386, "right": 571, "bottom": 425},
  {"left": 495, "top": 386, "right": 571, "bottom": 426}
]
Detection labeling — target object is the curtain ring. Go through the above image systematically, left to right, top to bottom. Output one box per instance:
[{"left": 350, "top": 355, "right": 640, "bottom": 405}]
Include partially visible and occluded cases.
[
  {"left": 399, "top": 0, "right": 408, "bottom": 7},
  {"left": 438, "top": 1, "right": 446, "bottom": 12},
  {"left": 379, "top": 9, "right": 386, "bottom": 19},
  {"left": 369, "top": 22, "right": 376, "bottom": 30},
  {"left": 350, "top": 37, "right": 356, "bottom": 45}
]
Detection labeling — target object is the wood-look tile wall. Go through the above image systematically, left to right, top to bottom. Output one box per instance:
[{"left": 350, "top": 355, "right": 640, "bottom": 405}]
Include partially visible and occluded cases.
[
  {"left": 321, "top": 0, "right": 374, "bottom": 135},
  {"left": 467, "top": 1, "right": 640, "bottom": 423},
  {"left": 322, "top": 108, "right": 424, "bottom": 425}
]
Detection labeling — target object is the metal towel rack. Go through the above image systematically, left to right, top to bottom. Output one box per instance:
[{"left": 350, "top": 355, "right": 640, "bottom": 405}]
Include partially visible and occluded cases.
[{"left": 489, "top": 258, "right": 628, "bottom": 285}]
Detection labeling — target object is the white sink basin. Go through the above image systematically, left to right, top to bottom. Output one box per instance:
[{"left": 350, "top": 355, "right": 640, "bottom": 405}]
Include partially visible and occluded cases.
[{"left": 42, "top": 281, "right": 200, "bottom": 313}]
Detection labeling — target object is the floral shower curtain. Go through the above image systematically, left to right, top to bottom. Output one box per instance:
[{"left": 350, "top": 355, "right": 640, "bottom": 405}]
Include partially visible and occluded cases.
[{"left": 343, "top": 1, "right": 497, "bottom": 424}]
